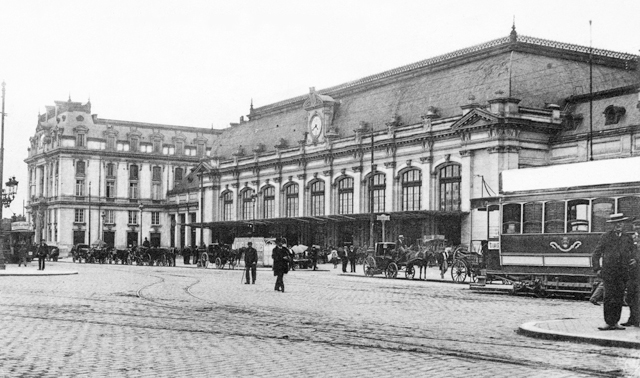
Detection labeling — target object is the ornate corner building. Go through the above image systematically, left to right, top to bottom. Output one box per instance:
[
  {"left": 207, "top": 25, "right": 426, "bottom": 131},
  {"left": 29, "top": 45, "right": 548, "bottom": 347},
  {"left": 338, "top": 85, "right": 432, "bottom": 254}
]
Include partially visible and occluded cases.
[{"left": 25, "top": 27, "right": 640, "bottom": 254}]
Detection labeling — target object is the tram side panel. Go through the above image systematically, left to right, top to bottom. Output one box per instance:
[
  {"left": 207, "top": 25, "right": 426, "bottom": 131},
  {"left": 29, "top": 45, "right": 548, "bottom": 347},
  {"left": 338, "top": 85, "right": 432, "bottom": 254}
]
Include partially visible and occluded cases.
[{"left": 489, "top": 233, "right": 599, "bottom": 293}]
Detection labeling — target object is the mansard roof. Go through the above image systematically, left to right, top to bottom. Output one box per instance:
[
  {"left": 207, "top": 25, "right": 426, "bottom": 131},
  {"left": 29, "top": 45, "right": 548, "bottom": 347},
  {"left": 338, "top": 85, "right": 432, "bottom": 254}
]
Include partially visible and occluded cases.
[{"left": 214, "top": 30, "right": 640, "bottom": 158}]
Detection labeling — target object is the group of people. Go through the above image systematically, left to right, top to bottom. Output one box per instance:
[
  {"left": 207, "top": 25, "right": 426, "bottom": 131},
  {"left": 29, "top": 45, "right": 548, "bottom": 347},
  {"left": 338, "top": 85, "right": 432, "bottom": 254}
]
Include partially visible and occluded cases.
[
  {"left": 591, "top": 213, "right": 640, "bottom": 331},
  {"left": 14, "top": 241, "right": 48, "bottom": 270},
  {"left": 330, "top": 245, "right": 357, "bottom": 273}
]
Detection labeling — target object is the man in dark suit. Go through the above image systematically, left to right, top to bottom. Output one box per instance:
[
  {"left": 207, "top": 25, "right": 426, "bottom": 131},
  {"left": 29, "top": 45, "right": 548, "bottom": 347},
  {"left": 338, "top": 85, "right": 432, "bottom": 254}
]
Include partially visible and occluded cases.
[
  {"left": 592, "top": 213, "right": 635, "bottom": 330},
  {"left": 622, "top": 218, "right": 640, "bottom": 327},
  {"left": 272, "top": 238, "right": 289, "bottom": 292},
  {"left": 244, "top": 242, "right": 258, "bottom": 284},
  {"left": 183, "top": 245, "right": 191, "bottom": 265}
]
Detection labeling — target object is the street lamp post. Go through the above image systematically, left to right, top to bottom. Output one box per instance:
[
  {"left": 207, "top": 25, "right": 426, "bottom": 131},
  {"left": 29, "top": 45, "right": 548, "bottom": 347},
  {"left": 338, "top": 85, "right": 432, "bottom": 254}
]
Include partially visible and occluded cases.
[
  {"left": 0, "top": 82, "right": 19, "bottom": 270},
  {"left": 139, "top": 203, "right": 143, "bottom": 248}
]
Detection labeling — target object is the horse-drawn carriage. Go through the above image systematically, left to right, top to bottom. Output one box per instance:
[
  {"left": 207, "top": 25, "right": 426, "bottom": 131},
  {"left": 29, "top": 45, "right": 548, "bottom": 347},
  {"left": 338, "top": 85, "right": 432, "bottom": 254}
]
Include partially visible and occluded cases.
[
  {"left": 363, "top": 242, "right": 399, "bottom": 278},
  {"left": 201, "top": 244, "right": 239, "bottom": 269}
]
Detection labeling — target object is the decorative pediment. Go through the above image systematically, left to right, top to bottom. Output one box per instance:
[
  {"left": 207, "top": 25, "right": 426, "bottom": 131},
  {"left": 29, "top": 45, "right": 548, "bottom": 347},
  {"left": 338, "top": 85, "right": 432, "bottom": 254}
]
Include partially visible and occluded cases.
[
  {"left": 303, "top": 87, "right": 337, "bottom": 111},
  {"left": 450, "top": 108, "right": 499, "bottom": 130},
  {"left": 149, "top": 130, "right": 165, "bottom": 142}
]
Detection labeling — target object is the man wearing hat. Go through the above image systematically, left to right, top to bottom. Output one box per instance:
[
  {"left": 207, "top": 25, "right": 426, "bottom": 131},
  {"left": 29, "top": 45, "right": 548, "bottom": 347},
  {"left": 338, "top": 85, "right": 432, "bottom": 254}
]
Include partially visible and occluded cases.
[
  {"left": 592, "top": 213, "right": 636, "bottom": 330},
  {"left": 621, "top": 218, "right": 640, "bottom": 327},
  {"left": 396, "top": 235, "right": 407, "bottom": 254}
]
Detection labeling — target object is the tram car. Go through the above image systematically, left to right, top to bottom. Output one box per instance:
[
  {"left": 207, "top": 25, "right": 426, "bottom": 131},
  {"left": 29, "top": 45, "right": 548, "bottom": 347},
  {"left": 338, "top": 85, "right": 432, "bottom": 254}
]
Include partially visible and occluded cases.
[{"left": 484, "top": 156, "right": 640, "bottom": 297}]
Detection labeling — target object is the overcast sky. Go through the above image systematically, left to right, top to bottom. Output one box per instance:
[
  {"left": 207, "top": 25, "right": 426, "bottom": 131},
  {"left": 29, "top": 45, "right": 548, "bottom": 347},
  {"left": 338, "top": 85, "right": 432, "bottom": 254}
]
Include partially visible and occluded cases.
[{"left": 0, "top": 0, "right": 639, "bottom": 216}]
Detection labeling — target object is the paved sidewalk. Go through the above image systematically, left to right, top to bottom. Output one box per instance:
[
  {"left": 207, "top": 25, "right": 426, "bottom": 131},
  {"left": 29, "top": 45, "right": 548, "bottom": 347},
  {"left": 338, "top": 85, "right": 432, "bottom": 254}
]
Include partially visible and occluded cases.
[
  {"left": 0, "top": 263, "right": 78, "bottom": 276},
  {"left": 519, "top": 315, "right": 640, "bottom": 349}
]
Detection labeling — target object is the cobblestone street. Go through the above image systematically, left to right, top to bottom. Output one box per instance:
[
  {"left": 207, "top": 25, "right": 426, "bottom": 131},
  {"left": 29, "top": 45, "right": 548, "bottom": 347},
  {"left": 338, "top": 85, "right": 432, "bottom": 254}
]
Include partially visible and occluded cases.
[{"left": 1, "top": 262, "right": 639, "bottom": 377}]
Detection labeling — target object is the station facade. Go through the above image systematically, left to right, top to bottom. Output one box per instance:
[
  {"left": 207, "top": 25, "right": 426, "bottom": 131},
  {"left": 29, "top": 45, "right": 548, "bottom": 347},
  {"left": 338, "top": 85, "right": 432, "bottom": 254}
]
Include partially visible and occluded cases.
[{"left": 25, "top": 27, "right": 640, "bottom": 254}]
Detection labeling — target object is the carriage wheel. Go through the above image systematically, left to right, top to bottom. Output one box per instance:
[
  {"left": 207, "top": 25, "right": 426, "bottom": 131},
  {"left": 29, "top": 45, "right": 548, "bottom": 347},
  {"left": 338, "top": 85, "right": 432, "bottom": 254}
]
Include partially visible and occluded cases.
[
  {"left": 200, "top": 253, "right": 209, "bottom": 269},
  {"left": 126, "top": 255, "right": 132, "bottom": 265},
  {"left": 363, "top": 256, "right": 375, "bottom": 277},
  {"left": 215, "top": 257, "right": 223, "bottom": 269},
  {"left": 229, "top": 258, "right": 236, "bottom": 270},
  {"left": 451, "top": 260, "right": 468, "bottom": 283},
  {"left": 386, "top": 263, "right": 398, "bottom": 279},
  {"left": 405, "top": 264, "right": 415, "bottom": 280}
]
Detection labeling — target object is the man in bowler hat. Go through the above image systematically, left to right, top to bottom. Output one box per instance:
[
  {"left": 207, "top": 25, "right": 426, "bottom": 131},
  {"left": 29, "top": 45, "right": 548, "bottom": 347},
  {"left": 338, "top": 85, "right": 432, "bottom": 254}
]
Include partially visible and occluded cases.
[
  {"left": 592, "top": 213, "right": 635, "bottom": 330},
  {"left": 244, "top": 242, "right": 258, "bottom": 284}
]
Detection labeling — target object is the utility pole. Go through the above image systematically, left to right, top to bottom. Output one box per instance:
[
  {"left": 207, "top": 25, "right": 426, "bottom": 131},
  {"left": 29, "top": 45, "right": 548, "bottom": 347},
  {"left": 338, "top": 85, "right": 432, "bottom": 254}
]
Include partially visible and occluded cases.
[{"left": 368, "top": 127, "right": 375, "bottom": 251}]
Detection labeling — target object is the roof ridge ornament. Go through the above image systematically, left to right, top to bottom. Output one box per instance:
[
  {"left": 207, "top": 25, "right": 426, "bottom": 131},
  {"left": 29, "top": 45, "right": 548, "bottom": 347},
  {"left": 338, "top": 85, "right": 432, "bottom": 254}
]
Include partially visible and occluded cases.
[{"left": 510, "top": 17, "right": 517, "bottom": 43}]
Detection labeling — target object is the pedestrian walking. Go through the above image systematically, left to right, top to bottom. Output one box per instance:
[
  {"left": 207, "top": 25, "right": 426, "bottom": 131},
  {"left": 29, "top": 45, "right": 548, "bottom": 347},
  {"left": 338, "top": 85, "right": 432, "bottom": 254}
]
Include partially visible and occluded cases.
[
  {"left": 592, "top": 213, "right": 635, "bottom": 331},
  {"left": 621, "top": 218, "right": 640, "bottom": 326},
  {"left": 272, "top": 238, "right": 289, "bottom": 292},
  {"left": 37, "top": 241, "right": 47, "bottom": 271},
  {"left": 244, "top": 242, "right": 258, "bottom": 284},
  {"left": 192, "top": 244, "right": 200, "bottom": 265},
  {"left": 348, "top": 245, "right": 357, "bottom": 273}
]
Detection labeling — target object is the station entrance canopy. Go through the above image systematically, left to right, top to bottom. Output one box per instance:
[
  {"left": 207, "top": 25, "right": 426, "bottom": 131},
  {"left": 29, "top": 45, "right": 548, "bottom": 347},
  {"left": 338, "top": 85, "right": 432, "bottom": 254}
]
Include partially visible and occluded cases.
[{"left": 183, "top": 210, "right": 468, "bottom": 230}]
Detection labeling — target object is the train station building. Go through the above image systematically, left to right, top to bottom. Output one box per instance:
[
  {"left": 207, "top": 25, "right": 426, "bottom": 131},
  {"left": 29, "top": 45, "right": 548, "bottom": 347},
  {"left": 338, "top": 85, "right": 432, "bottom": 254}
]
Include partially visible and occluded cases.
[{"left": 25, "top": 26, "right": 640, "bottom": 254}]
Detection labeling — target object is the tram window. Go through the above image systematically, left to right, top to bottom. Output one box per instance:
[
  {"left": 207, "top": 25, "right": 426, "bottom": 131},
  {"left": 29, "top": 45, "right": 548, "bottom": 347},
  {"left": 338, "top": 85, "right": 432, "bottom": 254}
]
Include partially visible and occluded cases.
[
  {"left": 618, "top": 197, "right": 640, "bottom": 229},
  {"left": 592, "top": 198, "right": 614, "bottom": 232},
  {"left": 568, "top": 199, "right": 589, "bottom": 232},
  {"left": 544, "top": 201, "right": 565, "bottom": 233},
  {"left": 523, "top": 202, "right": 542, "bottom": 234},
  {"left": 502, "top": 203, "right": 521, "bottom": 234}
]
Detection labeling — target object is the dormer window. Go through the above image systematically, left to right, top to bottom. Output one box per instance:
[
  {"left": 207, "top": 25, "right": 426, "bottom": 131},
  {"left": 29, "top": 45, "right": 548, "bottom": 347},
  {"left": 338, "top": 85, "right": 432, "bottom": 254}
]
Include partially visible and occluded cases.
[
  {"left": 604, "top": 105, "right": 626, "bottom": 125},
  {"left": 106, "top": 135, "right": 116, "bottom": 150},
  {"left": 130, "top": 137, "right": 139, "bottom": 152},
  {"left": 153, "top": 139, "right": 162, "bottom": 153},
  {"left": 176, "top": 141, "right": 184, "bottom": 155},
  {"left": 197, "top": 142, "right": 205, "bottom": 157}
]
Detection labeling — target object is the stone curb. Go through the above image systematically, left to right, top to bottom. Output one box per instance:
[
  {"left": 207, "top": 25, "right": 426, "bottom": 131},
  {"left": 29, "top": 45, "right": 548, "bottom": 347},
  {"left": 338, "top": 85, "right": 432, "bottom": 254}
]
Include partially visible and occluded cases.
[
  {"left": 0, "top": 271, "right": 78, "bottom": 277},
  {"left": 518, "top": 320, "right": 640, "bottom": 349}
]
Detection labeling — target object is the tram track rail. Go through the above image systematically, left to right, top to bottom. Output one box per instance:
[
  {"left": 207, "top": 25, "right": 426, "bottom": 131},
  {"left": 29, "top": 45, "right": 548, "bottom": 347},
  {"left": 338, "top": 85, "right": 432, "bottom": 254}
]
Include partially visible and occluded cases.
[{"left": 2, "top": 265, "right": 634, "bottom": 377}]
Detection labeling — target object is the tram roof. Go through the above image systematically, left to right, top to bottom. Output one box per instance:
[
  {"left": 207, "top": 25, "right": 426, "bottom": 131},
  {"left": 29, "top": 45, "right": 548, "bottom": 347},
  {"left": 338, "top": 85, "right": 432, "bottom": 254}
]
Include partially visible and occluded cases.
[{"left": 501, "top": 156, "right": 640, "bottom": 193}]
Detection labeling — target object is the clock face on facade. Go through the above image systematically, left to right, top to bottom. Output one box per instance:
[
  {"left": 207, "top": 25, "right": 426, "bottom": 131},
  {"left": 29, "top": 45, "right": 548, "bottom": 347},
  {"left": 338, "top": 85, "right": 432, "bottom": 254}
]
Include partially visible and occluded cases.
[{"left": 310, "top": 116, "right": 322, "bottom": 138}]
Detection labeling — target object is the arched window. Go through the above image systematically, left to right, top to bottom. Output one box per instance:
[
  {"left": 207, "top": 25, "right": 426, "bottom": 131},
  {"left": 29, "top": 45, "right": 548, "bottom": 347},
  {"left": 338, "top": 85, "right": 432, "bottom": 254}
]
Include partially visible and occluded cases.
[
  {"left": 439, "top": 164, "right": 460, "bottom": 211},
  {"left": 402, "top": 169, "right": 422, "bottom": 211},
  {"left": 369, "top": 173, "right": 386, "bottom": 213},
  {"left": 338, "top": 177, "right": 354, "bottom": 215},
  {"left": 310, "top": 180, "right": 325, "bottom": 216},
  {"left": 284, "top": 183, "right": 299, "bottom": 218},
  {"left": 263, "top": 186, "right": 275, "bottom": 219},
  {"left": 242, "top": 190, "right": 256, "bottom": 220},
  {"left": 222, "top": 191, "right": 234, "bottom": 221}
]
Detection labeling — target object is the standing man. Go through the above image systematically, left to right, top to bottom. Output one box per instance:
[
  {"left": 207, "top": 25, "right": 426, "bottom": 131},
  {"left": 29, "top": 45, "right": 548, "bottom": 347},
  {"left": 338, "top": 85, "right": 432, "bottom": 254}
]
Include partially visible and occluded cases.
[
  {"left": 592, "top": 213, "right": 635, "bottom": 331},
  {"left": 622, "top": 218, "right": 640, "bottom": 327},
  {"left": 142, "top": 237, "right": 150, "bottom": 249},
  {"left": 272, "top": 238, "right": 289, "bottom": 292},
  {"left": 37, "top": 241, "right": 47, "bottom": 271},
  {"left": 244, "top": 242, "right": 258, "bottom": 284},
  {"left": 17, "top": 243, "right": 28, "bottom": 267},
  {"left": 183, "top": 245, "right": 191, "bottom": 265},
  {"left": 348, "top": 245, "right": 357, "bottom": 273},
  {"left": 311, "top": 246, "right": 318, "bottom": 271},
  {"left": 338, "top": 247, "right": 348, "bottom": 273}
]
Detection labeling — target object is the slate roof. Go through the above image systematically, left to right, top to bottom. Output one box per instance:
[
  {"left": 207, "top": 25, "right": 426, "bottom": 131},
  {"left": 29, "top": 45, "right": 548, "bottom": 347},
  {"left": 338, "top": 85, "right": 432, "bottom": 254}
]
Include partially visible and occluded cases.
[{"left": 212, "top": 31, "right": 640, "bottom": 159}]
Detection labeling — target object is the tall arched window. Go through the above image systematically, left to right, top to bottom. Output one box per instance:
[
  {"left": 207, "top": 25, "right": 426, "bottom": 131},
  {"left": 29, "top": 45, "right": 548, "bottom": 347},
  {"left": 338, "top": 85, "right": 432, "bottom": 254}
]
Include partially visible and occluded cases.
[
  {"left": 439, "top": 164, "right": 460, "bottom": 211},
  {"left": 174, "top": 167, "right": 183, "bottom": 185},
  {"left": 402, "top": 169, "right": 422, "bottom": 211},
  {"left": 369, "top": 173, "right": 386, "bottom": 213},
  {"left": 338, "top": 177, "right": 354, "bottom": 215},
  {"left": 310, "top": 180, "right": 325, "bottom": 216},
  {"left": 285, "top": 183, "right": 299, "bottom": 218},
  {"left": 263, "top": 186, "right": 275, "bottom": 219},
  {"left": 242, "top": 190, "right": 256, "bottom": 220},
  {"left": 222, "top": 191, "right": 234, "bottom": 221}
]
